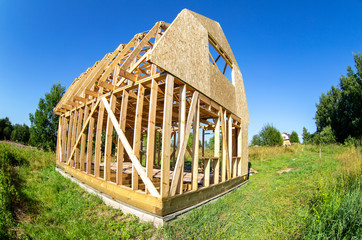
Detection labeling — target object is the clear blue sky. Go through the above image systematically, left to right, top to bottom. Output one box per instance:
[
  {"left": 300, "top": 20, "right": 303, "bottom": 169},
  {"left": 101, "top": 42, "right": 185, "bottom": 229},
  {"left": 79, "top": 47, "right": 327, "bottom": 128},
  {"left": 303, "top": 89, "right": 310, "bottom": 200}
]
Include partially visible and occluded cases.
[{"left": 1, "top": 0, "right": 361, "bottom": 143}]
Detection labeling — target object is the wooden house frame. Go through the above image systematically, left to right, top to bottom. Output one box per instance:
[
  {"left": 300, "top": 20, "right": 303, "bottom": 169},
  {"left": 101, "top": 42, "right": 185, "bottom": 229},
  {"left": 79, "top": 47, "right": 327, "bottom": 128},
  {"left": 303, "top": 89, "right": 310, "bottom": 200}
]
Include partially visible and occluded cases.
[{"left": 54, "top": 9, "right": 249, "bottom": 217}]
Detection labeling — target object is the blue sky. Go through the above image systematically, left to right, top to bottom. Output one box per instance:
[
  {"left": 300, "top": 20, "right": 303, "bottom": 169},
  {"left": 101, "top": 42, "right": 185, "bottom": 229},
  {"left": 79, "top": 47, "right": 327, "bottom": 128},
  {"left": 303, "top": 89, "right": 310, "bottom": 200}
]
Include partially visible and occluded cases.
[{"left": 0, "top": 0, "right": 361, "bottom": 143}]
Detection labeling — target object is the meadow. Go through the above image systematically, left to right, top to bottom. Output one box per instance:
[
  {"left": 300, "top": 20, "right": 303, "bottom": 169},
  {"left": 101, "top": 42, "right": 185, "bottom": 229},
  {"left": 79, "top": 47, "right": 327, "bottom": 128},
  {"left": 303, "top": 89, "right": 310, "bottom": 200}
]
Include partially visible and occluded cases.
[{"left": 0, "top": 142, "right": 360, "bottom": 239}]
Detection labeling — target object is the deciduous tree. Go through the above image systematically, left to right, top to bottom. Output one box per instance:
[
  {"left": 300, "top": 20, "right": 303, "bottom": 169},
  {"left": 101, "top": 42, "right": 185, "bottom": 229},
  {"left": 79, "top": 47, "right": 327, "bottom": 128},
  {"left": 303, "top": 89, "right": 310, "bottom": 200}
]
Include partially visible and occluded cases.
[{"left": 29, "top": 83, "right": 65, "bottom": 151}]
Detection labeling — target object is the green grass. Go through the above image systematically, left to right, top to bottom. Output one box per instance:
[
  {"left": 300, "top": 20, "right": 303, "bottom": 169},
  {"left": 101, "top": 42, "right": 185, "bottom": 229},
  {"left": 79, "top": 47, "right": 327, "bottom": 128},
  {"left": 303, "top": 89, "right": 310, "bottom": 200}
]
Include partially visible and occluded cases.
[
  {"left": 0, "top": 142, "right": 360, "bottom": 239},
  {"left": 0, "top": 143, "right": 155, "bottom": 239}
]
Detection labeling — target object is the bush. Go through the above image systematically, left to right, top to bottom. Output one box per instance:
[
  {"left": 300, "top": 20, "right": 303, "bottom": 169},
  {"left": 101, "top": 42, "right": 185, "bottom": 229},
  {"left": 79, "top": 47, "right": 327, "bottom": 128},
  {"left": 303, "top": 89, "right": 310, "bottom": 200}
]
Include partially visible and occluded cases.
[
  {"left": 259, "top": 124, "right": 283, "bottom": 146},
  {"left": 314, "top": 126, "right": 336, "bottom": 145}
]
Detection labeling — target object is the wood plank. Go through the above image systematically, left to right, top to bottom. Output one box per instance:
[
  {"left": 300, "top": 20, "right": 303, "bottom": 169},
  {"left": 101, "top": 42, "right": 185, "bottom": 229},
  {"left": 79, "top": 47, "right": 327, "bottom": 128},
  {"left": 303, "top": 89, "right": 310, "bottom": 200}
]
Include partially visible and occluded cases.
[
  {"left": 120, "top": 23, "right": 159, "bottom": 72},
  {"left": 161, "top": 74, "right": 174, "bottom": 198},
  {"left": 146, "top": 80, "right": 158, "bottom": 193},
  {"left": 132, "top": 84, "right": 145, "bottom": 190},
  {"left": 177, "top": 84, "right": 186, "bottom": 194},
  {"left": 85, "top": 89, "right": 100, "bottom": 98},
  {"left": 117, "top": 90, "right": 129, "bottom": 185},
  {"left": 169, "top": 91, "right": 199, "bottom": 196},
  {"left": 104, "top": 94, "right": 116, "bottom": 181},
  {"left": 74, "top": 96, "right": 87, "bottom": 103},
  {"left": 101, "top": 97, "right": 160, "bottom": 197},
  {"left": 191, "top": 97, "right": 200, "bottom": 191},
  {"left": 94, "top": 101, "right": 105, "bottom": 177},
  {"left": 79, "top": 104, "right": 89, "bottom": 171},
  {"left": 74, "top": 107, "right": 84, "bottom": 168},
  {"left": 220, "top": 108, "right": 230, "bottom": 181},
  {"left": 70, "top": 110, "right": 78, "bottom": 166},
  {"left": 214, "top": 112, "right": 220, "bottom": 184},
  {"left": 66, "top": 114, "right": 74, "bottom": 161},
  {"left": 228, "top": 115, "right": 233, "bottom": 177},
  {"left": 61, "top": 117, "right": 68, "bottom": 163},
  {"left": 237, "top": 127, "right": 242, "bottom": 176},
  {"left": 204, "top": 158, "right": 210, "bottom": 187}
]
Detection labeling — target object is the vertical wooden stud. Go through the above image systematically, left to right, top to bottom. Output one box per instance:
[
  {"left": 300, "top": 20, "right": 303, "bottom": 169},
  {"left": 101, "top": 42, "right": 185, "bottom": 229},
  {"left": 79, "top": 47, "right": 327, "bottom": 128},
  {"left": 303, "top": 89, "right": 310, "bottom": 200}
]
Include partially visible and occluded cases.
[
  {"left": 161, "top": 74, "right": 174, "bottom": 198},
  {"left": 146, "top": 80, "right": 158, "bottom": 193},
  {"left": 132, "top": 84, "right": 145, "bottom": 190},
  {"left": 177, "top": 84, "right": 186, "bottom": 194},
  {"left": 117, "top": 90, "right": 129, "bottom": 185},
  {"left": 104, "top": 95, "right": 116, "bottom": 181},
  {"left": 192, "top": 98, "right": 200, "bottom": 190},
  {"left": 94, "top": 101, "right": 105, "bottom": 178},
  {"left": 86, "top": 102, "right": 95, "bottom": 174},
  {"left": 80, "top": 104, "right": 90, "bottom": 171},
  {"left": 214, "top": 113, "right": 220, "bottom": 184}
]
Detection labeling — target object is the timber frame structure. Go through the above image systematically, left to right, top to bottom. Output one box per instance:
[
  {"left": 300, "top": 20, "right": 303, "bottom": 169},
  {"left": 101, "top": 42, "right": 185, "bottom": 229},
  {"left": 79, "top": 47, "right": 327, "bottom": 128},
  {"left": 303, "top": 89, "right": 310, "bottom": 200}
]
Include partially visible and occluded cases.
[{"left": 54, "top": 9, "right": 249, "bottom": 217}]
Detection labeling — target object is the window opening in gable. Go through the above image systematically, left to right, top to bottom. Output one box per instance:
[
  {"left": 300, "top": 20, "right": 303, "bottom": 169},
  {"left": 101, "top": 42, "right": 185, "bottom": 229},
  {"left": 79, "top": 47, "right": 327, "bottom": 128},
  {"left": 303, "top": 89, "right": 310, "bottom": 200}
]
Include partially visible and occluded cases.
[{"left": 208, "top": 35, "right": 233, "bottom": 84}]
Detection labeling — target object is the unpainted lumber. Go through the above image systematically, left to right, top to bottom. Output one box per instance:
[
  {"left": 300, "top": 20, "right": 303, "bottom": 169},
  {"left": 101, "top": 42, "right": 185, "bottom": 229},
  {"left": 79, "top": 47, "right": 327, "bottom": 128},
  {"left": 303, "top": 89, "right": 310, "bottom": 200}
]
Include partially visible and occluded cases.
[
  {"left": 161, "top": 74, "right": 174, "bottom": 198},
  {"left": 132, "top": 84, "right": 145, "bottom": 190}
]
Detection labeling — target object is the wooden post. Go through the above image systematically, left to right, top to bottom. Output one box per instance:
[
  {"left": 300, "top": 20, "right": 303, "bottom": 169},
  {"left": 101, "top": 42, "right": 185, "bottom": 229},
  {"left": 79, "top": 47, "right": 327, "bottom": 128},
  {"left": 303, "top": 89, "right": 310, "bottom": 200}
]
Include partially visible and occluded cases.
[
  {"left": 161, "top": 74, "right": 174, "bottom": 198},
  {"left": 146, "top": 79, "right": 158, "bottom": 193},
  {"left": 132, "top": 84, "right": 145, "bottom": 190},
  {"left": 177, "top": 84, "right": 186, "bottom": 194},
  {"left": 117, "top": 90, "right": 129, "bottom": 185},
  {"left": 104, "top": 94, "right": 116, "bottom": 181},
  {"left": 192, "top": 97, "right": 200, "bottom": 191},
  {"left": 94, "top": 101, "right": 105, "bottom": 178},
  {"left": 86, "top": 102, "right": 96, "bottom": 174},
  {"left": 80, "top": 104, "right": 90, "bottom": 171},
  {"left": 74, "top": 107, "right": 84, "bottom": 168},
  {"left": 70, "top": 110, "right": 79, "bottom": 167},
  {"left": 214, "top": 112, "right": 220, "bottom": 184},
  {"left": 66, "top": 114, "right": 74, "bottom": 162},
  {"left": 228, "top": 115, "right": 233, "bottom": 177},
  {"left": 56, "top": 117, "right": 62, "bottom": 162},
  {"left": 61, "top": 117, "right": 68, "bottom": 163},
  {"left": 241, "top": 124, "right": 248, "bottom": 176},
  {"left": 202, "top": 127, "right": 205, "bottom": 157},
  {"left": 237, "top": 127, "right": 242, "bottom": 176},
  {"left": 204, "top": 158, "right": 210, "bottom": 187}
]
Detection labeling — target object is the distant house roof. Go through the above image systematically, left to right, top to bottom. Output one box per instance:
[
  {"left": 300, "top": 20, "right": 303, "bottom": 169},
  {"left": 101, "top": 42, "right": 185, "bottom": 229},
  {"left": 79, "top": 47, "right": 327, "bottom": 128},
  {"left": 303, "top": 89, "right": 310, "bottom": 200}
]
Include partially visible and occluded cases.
[{"left": 282, "top": 132, "right": 290, "bottom": 140}]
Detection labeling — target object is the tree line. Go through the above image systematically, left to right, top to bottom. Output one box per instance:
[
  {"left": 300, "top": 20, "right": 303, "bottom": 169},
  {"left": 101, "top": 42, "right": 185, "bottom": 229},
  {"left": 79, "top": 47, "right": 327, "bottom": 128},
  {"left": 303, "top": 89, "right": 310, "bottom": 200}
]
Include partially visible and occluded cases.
[{"left": 0, "top": 83, "right": 65, "bottom": 151}]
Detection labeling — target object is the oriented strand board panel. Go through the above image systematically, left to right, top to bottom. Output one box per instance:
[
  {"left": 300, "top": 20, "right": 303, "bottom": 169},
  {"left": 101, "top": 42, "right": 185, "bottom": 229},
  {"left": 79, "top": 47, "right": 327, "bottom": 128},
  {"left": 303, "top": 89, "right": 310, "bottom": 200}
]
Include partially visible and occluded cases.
[
  {"left": 150, "top": 9, "right": 210, "bottom": 98},
  {"left": 188, "top": 10, "right": 237, "bottom": 65},
  {"left": 208, "top": 62, "right": 237, "bottom": 115},
  {"left": 233, "top": 67, "right": 250, "bottom": 124}
]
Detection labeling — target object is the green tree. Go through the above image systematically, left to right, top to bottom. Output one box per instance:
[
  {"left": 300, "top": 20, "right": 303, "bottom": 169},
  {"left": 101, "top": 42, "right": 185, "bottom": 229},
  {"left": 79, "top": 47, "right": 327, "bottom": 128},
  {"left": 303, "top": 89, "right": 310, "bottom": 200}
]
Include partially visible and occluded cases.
[
  {"left": 315, "top": 53, "right": 362, "bottom": 142},
  {"left": 29, "top": 83, "right": 65, "bottom": 151},
  {"left": 0, "top": 117, "right": 13, "bottom": 140},
  {"left": 10, "top": 124, "right": 30, "bottom": 144},
  {"left": 259, "top": 124, "right": 283, "bottom": 146},
  {"left": 313, "top": 125, "right": 336, "bottom": 145},
  {"left": 302, "top": 127, "right": 313, "bottom": 144},
  {"left": 290, "top": 131, "right": 300, "bottom": 143},
  {"left": 251, "top": 134, "right": 262, "bottom": 146}
]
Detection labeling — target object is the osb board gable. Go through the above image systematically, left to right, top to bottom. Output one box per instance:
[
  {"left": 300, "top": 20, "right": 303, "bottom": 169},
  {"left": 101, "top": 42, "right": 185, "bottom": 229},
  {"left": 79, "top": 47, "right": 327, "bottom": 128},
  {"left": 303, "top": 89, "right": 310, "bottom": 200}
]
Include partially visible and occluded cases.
[
  {"left": 150, "top": 9, "right": 210, "bottom": 97},
  {"left": 187, "top": 9, "right": 237, "bottom": 66},
  {"left": 208, "top": 62, "right": 237, "bottom": 115},
  {"left": 233, "top": 67, "right": 250, "bottom": 124}
]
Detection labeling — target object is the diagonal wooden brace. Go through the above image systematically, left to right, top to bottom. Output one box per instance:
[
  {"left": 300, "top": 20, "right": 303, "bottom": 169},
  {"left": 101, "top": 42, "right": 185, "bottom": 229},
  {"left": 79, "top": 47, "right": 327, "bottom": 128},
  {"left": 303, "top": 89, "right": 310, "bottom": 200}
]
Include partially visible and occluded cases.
[
  {"left": 169, "top": 91, "right": 200, "bottom": 196},
  {"left": 101, "top": 97, "right": 160, "bottom": 198}
]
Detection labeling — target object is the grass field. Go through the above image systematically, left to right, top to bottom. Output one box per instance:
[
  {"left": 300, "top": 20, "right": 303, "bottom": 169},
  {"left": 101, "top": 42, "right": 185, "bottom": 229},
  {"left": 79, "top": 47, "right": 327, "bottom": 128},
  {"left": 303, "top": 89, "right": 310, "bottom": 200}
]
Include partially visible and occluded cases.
[{"left": 0, "top": 142, "right": 360, "bottom": 239}]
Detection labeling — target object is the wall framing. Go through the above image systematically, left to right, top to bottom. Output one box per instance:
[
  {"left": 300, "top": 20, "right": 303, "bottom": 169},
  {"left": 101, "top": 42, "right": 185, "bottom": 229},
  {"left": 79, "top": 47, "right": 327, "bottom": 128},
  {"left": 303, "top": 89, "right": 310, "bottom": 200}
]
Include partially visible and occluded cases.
[{"left": 54, "top": 9, "right": 249, "bottom": 218}]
